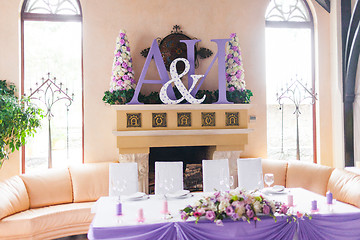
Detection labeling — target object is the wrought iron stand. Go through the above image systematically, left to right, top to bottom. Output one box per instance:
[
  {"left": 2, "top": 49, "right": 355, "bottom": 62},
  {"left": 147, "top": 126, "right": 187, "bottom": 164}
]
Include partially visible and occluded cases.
[
  {"left": 27, "top": 73, "right": 74, "bottom": 168},
  {"left": 276, "top": 77, "right": 317, "bottom": 160}
]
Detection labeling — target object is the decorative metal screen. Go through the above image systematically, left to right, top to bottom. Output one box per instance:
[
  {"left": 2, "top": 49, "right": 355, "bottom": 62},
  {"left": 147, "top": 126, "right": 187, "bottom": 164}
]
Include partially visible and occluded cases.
[
  {"left": 23, "top": 0, "right": 81, "bottom": 15},
  {"left": 265, "top": 0, "right": 311, "bottom": 22}
]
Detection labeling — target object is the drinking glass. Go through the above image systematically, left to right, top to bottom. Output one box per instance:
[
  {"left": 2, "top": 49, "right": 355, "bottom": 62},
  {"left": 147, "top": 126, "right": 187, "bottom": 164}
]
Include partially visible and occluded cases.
[
  {"left": 264, "top": 173, "right": 274, "bottom": 188},
  {"left": 226, "top": 176, "right": 234, "bottom": 189}
]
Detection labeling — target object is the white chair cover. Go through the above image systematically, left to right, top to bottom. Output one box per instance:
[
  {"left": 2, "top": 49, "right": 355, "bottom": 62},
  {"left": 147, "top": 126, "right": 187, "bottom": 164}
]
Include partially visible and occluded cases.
[
  {"left": 237, "top": 158, "right": 264, "bottom": 190},
  {"left": 202, "top": 159, "right": 230, "bottom": 192},
  {"left": 155, "top": 161, "right": 183, "bottom": 195},
  {"left": 109, "top": 162, "right": 138, "bottom": 196}
]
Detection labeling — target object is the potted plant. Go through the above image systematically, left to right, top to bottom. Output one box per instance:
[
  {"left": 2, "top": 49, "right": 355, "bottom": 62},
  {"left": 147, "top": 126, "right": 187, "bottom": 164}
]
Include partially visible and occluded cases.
[{"left": 0, "top": 80, "right": 42, "bottom": 168}]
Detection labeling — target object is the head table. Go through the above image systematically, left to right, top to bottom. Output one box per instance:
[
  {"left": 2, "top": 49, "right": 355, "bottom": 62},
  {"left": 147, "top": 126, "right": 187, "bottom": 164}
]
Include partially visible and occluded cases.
[{"left": 88, "top": 188, "right": 360, "bottom": 240}]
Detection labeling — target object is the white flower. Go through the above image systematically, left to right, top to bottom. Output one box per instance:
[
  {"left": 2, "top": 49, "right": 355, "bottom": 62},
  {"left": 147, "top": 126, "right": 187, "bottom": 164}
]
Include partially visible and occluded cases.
[
  {"left": 121, "top": 46, "right": 127, "bottom": 51},
  {"left": 234, "top": 52, "right": 239, "bottom": 57},
  {"left": 219, "top": 200, "right": 229, "bottom": 212},
  {"left": 253, "top": 201, "right": 261, "bottom": 214}
]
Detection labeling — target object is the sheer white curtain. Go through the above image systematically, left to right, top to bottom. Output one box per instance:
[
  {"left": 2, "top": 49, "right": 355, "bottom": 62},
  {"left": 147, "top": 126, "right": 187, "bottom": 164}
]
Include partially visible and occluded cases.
[{"left": 354, "top": 61, "right": 360, "bottom": 167}]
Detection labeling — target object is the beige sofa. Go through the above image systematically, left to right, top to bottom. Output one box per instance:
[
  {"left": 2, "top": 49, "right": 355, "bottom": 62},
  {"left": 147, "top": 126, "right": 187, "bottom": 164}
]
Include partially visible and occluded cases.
[
  {"left": 1, "top": 159, "right": 360, "bottom": 240},
  {"left": 0, "top": 162, "right": 110, "bottom": 240}
]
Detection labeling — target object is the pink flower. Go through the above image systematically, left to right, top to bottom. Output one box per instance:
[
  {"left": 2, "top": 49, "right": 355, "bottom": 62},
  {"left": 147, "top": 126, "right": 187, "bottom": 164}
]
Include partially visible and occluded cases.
[
  {"left": 120, "top": 33, "right": 125, "bottom": 38},
  {"left": 230, "top": 33, "right": 236, "bottom": 38},
  {"left": 120, "top": 39, "right": 125, "bottom": 45},
  {"left": 232, "top": 46, "right": 238, "bottom": 51},
  {"left": 127, "top": 47, "right": 131, "bottom": 51},
  {"left": 115, "top": 52, "right": 121, "bottom": 57},
  {"left": 227, "top": 54, "right": 233, "bottom": 59},
  {"left": 233, "top": 57, "right": 239, "bottom": 62},
  {"left": 122, "top": 62, "right": 128, "bottom": 68},
  {"left": 127, "top": 67, "right": 133, "bottom": 72},
  {"left": 236, "top": 72, "right": 241, "bottom": 79},
  {"left": 116, "top": 80, "right": 123, "bottom": 86},
  {"left": 229, "top": 86, "right": 235, "bottom": 92},
  {"left": 263, "top": 204, "right": 270, "bottom": 215},
  {"left": 280, "top": 205, "right": 289, "bottom": 214},
  {"left": 226, "top": 206, "right": 234, "bottom": 216},
  {"left": 246, "top": 209, "right": 254, "bottom": 219},
  {"left": 205, "top": 210, "right": 216, "bottom": 221},
  {"left": 194, "top": 211, "right": 202, "bottom": 218},
  {"left": 296, "top": 211, "right": 303, "bottom": 218},
  {"left": 180, "top": 212, "right": 188, "bottom": 221},
  {"left": 231, "top": 213, "right": 240, "bottom": 221},
  {"left": 215, "top": 219, "right": 224, "bottom": 226}
]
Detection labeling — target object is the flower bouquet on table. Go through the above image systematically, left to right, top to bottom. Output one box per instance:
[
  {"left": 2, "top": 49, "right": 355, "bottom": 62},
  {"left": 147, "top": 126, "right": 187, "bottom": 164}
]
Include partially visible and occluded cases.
[
  {"left": 103, "top": 29, "right": 136, "bottom": 105},
  {"left": 225, "top": 33, "right": 253, "bottom": 104},
  {"left": 180, "top": 189, "right": 309, "bottom": 225}
]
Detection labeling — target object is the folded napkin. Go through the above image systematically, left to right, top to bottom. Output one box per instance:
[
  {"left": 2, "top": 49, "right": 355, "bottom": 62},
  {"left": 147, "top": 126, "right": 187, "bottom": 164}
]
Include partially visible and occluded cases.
[{"left": 166, "top": 190, "right": 190, "bottom": 198}]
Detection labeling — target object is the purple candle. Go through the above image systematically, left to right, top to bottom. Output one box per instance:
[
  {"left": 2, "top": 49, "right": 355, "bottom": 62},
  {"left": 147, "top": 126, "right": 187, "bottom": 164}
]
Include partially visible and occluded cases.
[
  {"left": 326, "top": 191, "right": 333, "bottom": 205},
  {"left": 311, "top": 200, "right": 317, "bottom": 211},
  {"left": 116, "top": 202, "right": 122, "bottom": 216}
]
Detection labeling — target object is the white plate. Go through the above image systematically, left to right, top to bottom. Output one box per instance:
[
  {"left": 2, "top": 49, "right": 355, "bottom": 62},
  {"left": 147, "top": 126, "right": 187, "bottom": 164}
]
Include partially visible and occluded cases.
[
  {"left": 262, "top": 186, "right": 286, "bottom": 194},
  {"left": 166, "top": 190, "right": 190, "bottom": 198},
  {"left": 123, "top": 192, "right": 147, "bottom": 201},
  {"left": 166, "top": 193, "right": 193, "bottom": 199}
]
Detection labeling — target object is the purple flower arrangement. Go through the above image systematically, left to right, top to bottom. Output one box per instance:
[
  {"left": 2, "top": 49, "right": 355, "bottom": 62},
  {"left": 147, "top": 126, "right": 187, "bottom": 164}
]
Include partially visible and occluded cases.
[
  {"left": 109, "top": 29, "right": 136, "bottom": 93},
  {"left": 225, "top": 33, "right": 246, "bottom": 92},
  {"left": 180, "top": 189, "right": 292, "bottom": 225}
]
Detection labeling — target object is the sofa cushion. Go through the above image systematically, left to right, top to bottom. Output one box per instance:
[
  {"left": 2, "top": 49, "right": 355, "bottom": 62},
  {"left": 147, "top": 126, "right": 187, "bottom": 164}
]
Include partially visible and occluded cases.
[
  {"left": 262, "top": 159, "right": 287, "bottom": 186},
  {"left": 286, "top": 160, "right": 333, "bottom": 196},
  {"left": 69, "top": 162, "right": 110, "bottom": 203},
  {"left": 20, "top": 168, "right": 73, "bottom": 208},
  {"left": 328, "top": 169, "right": 360, "bottom": 208},
  {"left": 0, "top": 176, "right": 29, "bottom": 220},
  {"left": 0, "top": 202, "right": 94, "bottom": 240}
]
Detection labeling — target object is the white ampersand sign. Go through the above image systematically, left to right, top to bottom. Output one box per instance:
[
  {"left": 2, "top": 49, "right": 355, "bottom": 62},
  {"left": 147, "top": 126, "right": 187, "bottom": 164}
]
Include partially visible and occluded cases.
[{"left": 160, "top": 58, "right": 206, "bottom": 104}]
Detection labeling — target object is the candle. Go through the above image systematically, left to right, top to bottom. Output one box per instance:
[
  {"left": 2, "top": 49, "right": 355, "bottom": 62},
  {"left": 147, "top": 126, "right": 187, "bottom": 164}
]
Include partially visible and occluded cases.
[
  {"left": 326, "top": 191, "right": 333, "bottom": 205},
  {"left": 287, "top": 194, "right": 294, "bottom": 207},
  {"left": 162, "top": 200, "right": 169, "bottom": 214},
  {"left": 311, "top": 200, "right": 317, "bottom": 211},
  {"left": 116, "top": 202, "right": 122, "bottom": 216},
  {"left": 137, "top": 208, "right": 145, "bottom": 223}
]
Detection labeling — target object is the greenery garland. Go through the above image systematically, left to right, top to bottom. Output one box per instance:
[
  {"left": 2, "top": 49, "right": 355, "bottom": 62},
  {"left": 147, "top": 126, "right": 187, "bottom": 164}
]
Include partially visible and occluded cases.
[
  {"left": 0, "top": 80, "right": 42, "bottom": 167},
  {"left": 103, "top": 88, "right": 252, "bottom": 105}
]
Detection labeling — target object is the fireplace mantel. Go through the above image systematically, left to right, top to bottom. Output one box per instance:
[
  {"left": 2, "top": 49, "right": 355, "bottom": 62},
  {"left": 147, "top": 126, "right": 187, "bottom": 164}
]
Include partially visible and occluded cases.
[
  {"left": 113, "top": 103, "right": 254, "bottom": 193},
  {"left": 113, "top": 104, "right": 253, "bottom": 154}
]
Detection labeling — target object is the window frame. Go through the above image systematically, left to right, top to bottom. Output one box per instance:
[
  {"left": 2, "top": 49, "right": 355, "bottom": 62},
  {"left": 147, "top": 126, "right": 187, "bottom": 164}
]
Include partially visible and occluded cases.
[
  {"left": 20, "top": 0, "right": 84, "bottom": 173},
  {"left": 265, "top": 0, "right": 317, "bottom": 163}
]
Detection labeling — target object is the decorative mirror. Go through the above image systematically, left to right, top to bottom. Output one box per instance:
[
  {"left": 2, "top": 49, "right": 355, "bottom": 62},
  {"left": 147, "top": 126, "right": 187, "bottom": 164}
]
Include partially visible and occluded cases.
[{"left": 140, "top": 25, "right": 213, "bottom": 73}]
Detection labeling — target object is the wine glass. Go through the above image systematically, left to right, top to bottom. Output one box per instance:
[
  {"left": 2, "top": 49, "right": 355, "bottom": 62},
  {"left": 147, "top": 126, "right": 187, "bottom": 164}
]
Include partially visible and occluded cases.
[
  {"left": 264, "top": 173, "right": 274, "bottom": 188},
  {"left": 226, "top": 176, "right": 234, "bottom": 189}
]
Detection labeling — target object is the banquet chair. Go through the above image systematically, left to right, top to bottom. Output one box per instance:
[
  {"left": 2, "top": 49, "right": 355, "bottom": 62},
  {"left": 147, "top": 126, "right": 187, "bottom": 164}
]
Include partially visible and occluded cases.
[
  {"left": 237, "top": 158, "right": 264, "bottom": 190},
  {"left": 202, "top": 159, "right": 230, "bottom": 192},
  {"left": 155, "top": 161, "right": 183, "bottom": 195},
  {"left": 109, "top": 162, "right": 138, "bottom": 196}
]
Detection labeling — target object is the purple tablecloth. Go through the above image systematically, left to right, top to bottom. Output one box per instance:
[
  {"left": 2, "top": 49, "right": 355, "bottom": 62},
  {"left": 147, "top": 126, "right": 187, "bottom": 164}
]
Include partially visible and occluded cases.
[
  {"left": 88, "top": 213, "right": 360, "bottom": 240},
  {"left": 88, "top": 216, "right": 296, "bottom": 240}
]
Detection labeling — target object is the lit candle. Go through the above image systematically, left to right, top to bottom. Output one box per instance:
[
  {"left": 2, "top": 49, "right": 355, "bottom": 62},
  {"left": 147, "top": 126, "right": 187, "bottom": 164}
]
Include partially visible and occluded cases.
[
  {"left": 326, "top": 191, "right": 333, "bottom": 205},
  {"left": 287, "top": 194, "right": 294, "bottom": 207},
  {"left": 311, "top": 200, "right": 317, "bottom": 211},
  {"left": 116, "top": 202, "right": 122, "bottom": 216},
  {"left": 137, "top": 208, "right": 145, "bottom": 223}
]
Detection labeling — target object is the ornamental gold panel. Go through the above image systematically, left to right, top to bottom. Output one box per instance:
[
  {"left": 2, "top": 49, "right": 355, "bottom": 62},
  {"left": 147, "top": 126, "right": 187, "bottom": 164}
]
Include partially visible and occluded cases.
[
  {"left": 177, "top": 112, "right": 191, "bottom": 127},
  {"left": 201, "top": 112, "right": 216, "bottom": 127},
  {"left": 225, "top": 112, "right": 239, "bottom": 126},
  {"left": 127, "top": 113, "right": 142, "bottom": 128},
  {"left": 152, "top": 113, "right": 167, "bottom": 128}
]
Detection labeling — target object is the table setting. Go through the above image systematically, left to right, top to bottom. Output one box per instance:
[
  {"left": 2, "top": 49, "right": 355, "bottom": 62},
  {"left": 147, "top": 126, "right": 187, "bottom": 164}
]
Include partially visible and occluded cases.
[{"left": 90, "top": 163, "right": 360, "bottom": 240}]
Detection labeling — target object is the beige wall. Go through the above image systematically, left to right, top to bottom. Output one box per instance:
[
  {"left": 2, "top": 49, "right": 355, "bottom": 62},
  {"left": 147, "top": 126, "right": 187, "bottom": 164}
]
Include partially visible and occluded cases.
[{"left": 0, "top": 0, "right": 337, "bottom": 180}]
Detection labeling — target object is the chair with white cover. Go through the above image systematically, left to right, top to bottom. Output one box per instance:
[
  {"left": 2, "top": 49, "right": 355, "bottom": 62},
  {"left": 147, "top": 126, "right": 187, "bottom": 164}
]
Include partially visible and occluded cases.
[
  {"left": 237, "top": 158, "right": 264, "bottom": 190},
  {"left": 202, "top": 159, "right": 230, "bottom": 192},
  {"left": 155, "top": 161, "right": 183, "bottom": 195},
  {"left": 109, "top": 162, "right": 138, "bottom": 196}
]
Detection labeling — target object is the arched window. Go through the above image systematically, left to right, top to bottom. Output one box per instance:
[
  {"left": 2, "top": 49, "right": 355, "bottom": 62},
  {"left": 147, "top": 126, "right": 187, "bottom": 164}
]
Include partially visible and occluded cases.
[
  {"left": 21, "top": 0, "right": 83, "bottom": 173},
  {"left": 265, "top": 0, "right": 316, "bottom": 162}
]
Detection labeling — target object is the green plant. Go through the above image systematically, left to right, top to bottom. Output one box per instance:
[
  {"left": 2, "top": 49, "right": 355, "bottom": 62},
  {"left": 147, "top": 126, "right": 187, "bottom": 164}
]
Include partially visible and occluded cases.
[{"left": 0, "top": 80, "right": 42, "bottom": 168}]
